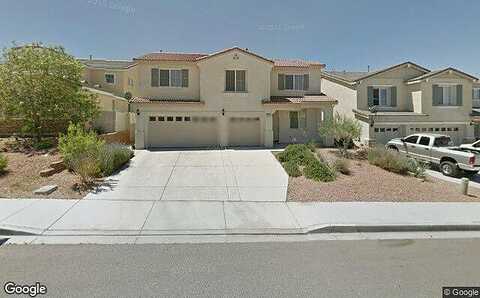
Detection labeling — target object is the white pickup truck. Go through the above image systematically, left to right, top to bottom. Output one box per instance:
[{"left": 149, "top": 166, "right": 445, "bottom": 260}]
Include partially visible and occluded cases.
[{"left": 385, "top": 133, "right": 480, "bottom": 177}]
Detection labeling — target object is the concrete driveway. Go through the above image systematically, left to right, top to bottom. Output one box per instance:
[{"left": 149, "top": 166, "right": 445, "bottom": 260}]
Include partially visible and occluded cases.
[{"left": 85, "top": 149, "right": 288, "bottom": 202}]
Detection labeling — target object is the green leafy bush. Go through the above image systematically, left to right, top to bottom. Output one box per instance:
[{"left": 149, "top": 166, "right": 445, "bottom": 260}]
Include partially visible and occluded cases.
[
  {"left": 59, "top": 123, "right": 104, "bottom": 170},
  {"left": 33, "top": 139, "right": 54, "bottom": 150},
  {"left": 306, "top": 140, "right": 317, "bottom": 152},
  {"left": 98, "top": 143, "right": 134, "bottom": 176},
  {"left": 277, "top": 144, "right": 314, "bottom": 165},
  {"left": 367, "top": 148, "right": 411, "bottom": 175},
  {"left": 0, "top": 153, "right": 8, "bottom": 173},
  {"left": 304, "top": 158, "right": 336, "bottom": 182},
  {"left": 333, "top": 158, "right": 351, "bottom": 175},
  {"left": 407, "top": 159, "right": 428, "bottom": 179},
  {"left": 283, "top": 160, "right": 301, "bottom": 177}
]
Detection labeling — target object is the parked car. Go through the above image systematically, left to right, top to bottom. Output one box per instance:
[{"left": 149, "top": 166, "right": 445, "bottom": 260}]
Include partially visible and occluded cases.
[
  {"left": 385, "top": 133, "right": 480, "bottom": 177},
  {"left": 459, "top": 139, "right": 480, "bottom": 152}
]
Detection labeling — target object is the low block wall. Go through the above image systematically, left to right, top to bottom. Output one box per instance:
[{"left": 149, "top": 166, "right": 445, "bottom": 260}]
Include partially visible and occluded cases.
[
  {"left": 0, "top": 119, "right": 68, "bottom": 137},
  {"left": 99, "top": 130, "right": 131, "bottom": 144}
]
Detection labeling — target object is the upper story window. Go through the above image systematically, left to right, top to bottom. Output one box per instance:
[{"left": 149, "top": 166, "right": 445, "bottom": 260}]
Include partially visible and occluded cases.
[
  {"left": 151, "top": 69, "right": 189, "bottom": 88},
  {"left": 225, "top": 70, "right": 246, "bottom": 92},
  {"left": 105, "top": 73, "right": 115, "bottom": 84},
  {"left": 278, "top": 74, "right": 309, "bottom": 91},
  {"left": 128, "top": 78, "right": 134, "bottom": 86},
  {"left": 433, "top": 84, "right": 462, "bottom": 106},
  {"left": 367, "top": 86, "right": 397, "bottom": 107},
  {"left": 473, "top": 88, "right": 480, "bottom": 108}
]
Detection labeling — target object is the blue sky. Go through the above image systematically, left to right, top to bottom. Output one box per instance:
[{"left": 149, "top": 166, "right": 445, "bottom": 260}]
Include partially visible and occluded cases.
[{"left": 1, "top": 0, "right": 479, "bottom": 75}]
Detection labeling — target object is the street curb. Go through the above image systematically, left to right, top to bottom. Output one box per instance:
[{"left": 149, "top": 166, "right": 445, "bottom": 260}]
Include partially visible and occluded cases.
[{"left": 3, "top": 224, "right": 480, "bottom": 237}]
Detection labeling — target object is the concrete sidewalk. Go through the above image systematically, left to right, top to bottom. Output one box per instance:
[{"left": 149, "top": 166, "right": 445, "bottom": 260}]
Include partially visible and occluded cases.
[{"left": 2, "top": 199, "right": 480, "bottom": 241}]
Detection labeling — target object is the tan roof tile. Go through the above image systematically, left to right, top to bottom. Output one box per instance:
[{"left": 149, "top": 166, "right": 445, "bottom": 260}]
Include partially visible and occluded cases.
[{"left": 134, "top": 52, "right": 208, "bottom": 62}]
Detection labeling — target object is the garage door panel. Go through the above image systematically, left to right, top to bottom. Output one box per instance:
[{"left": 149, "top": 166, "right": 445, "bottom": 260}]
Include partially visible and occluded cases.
[
  {"left": 148, "top": 116, "right": 218, "bottom": 148},
  {"left": 228, "top": 117, "right": 260, "bottom": 146}
]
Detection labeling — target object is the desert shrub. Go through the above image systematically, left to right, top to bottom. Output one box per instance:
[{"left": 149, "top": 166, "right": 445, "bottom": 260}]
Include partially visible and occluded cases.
[
  {"left": 59, "top": 123, "right": 104, "bottom": 170},
  {"left": 98, "top": 143, "right": 134, "bottom": 176},
  {"left": 277, "top": 144, "right": 314, "bottom": 165},
  {"left": 354, "top": 147, "right": 369, "bottom": 160},
  {"left": 367, "top": 148, "right": 410, "bottom": 175},
  {"left": 70, "top": 152, "right": 101, "bottom": 184},
  {"left": 0, "top": 153, "right": 7, "bottom": 173},
  {"left": 304, "top": 158, "right": 336, "bottom": 182},
  {"left": 333, "top": 158, "right": 351, "bottom": 175},
  {"left": 407, "top": 159, "right": 428, "bottom": 179},
  {"left": 283, "top": 160, "right": 301, "bottom": 177}
]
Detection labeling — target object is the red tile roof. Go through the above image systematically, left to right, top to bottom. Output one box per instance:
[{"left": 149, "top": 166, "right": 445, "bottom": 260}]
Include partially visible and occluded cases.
[
  {"left": 134, "top": 52, "right": 208, "bottom": 62},
  {"left": 273, "top": 59, "right": 325, "bottom": 68},
  {"left": 265, "top": 94, "right": 336, "bottom": 104},
  {"left": 130, "top": 97, "right": 203, "bottom": 104}
]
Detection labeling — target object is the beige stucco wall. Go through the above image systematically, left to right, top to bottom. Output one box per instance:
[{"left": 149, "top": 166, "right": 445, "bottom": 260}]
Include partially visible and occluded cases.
[
  {"left": 197, "top": 49, "right": 273, "bottom": 111},
  {"left": 129, "top": 61, "right": 200, "bottom": 100},
  {"left": 356, "top": 66, "right": 425, "bottom": 112},
  {"left": 270, "top": 67, "right": 322, "bottom": 97},
  {"left": 84, "top": 69, "right": 127, "bottom": 96},
  {"left": 417, "top": 72, "right": 473, "bottom": 122},
  {"left": 321, "top": 77, "right": 357, "bottom": 118}
]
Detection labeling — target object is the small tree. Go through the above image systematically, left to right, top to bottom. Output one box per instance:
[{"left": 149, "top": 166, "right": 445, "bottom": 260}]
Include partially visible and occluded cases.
[
  {"left": 0, "top": 42, "right": 99, "bottom": 141},
  {"left": 319, "top": 112, "right": 361, "bottom": 157}
]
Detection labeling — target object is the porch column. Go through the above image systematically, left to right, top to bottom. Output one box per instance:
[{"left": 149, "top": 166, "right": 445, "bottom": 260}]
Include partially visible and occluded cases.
[
  {"left": 135, "top": 112, "right": 146, "bottom": 149},
  {"left": 264, "top": 112, "right": 274, "bottom": 148}
]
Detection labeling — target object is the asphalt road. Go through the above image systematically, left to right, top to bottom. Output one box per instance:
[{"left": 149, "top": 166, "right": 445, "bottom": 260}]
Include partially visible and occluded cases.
[{"left": 0, "top": 239, "right": 479, "bottom": 298}]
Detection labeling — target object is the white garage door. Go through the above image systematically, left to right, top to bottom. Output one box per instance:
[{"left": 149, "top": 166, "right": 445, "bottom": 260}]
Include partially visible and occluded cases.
[
  {"left": 148, "top": 115, "right": 218, "bottom": 148},
  {"left": 228, "top": 117, "right": 261, "bottom": 146},
  {"left": 374, "top": 126, "right": 401, "bottom": 144},
  {"left": 408, "top": 126, "right": 463, "bottom": 145}
]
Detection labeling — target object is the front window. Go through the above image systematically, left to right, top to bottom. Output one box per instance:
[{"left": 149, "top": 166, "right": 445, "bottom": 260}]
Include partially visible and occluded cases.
[
  {"left": 151, "top": 69, "right": 189, "bottom": 87},
  {"left": 225, "top": 70, "right": 246, "bottom": 92},
  {"left": 105, "top": 73, "right": 115, "bottom": 84},
  {"left": 284, "top": 74, "right": 305, "bottom": 90},
  {"left": 441, "top": 85, "right": 457, "bottom": 105},
  {"left": 372, "top": 87, "right": 391, "bottom": 106},
  {"left": 473, "top": 88, "right": 480, "bottom": 107},
  {"left": 289, "top": 111, "right": 299, "bottom": 129},
  {"left": 289, "top": 111, "right": 306, "bottom": 129},
  {"left": 418, "top": 136, "right": 431, "bottom": 146}
]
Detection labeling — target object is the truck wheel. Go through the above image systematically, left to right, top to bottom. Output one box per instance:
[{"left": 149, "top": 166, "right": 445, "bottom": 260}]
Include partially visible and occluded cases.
[
  {"left": 387, "top": 146, "right": 399, "bottom": 152},
  {"left": 440, "top": 161, "right": 459, "bottom": 177}
]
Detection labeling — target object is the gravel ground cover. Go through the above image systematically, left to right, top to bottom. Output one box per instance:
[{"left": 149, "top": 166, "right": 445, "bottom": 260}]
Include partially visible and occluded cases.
[{"left": 287, "top": 148, "right": 480, "bottom": 202}]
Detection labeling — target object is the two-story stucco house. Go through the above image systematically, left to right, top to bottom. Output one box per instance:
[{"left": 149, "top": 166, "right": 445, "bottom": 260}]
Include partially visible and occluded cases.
[
  {"left": 82, "top": 47, "right": 336, "bottom": 149},
  {"left": 321, "top": 62, "right": 479, "bottom": 145}
]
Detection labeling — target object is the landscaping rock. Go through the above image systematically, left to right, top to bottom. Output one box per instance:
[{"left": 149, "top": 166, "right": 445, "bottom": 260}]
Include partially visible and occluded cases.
[
  {"left": 50, "top": 160, "right": 66, "bottom": 171},
  {"left": 40, "top": 168, "right": 57, "bottom": 177},
  {"left": 33, "top": 185, "right": 58, "bottom": 195}
]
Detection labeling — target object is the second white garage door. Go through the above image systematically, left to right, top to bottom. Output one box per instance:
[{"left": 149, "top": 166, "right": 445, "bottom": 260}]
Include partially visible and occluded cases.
[
  {"left": 148, "top": 115, "right": 218, "bottom": 148},
  {"left": 228, "top": 117, "right": 261, "bottom": 146}
]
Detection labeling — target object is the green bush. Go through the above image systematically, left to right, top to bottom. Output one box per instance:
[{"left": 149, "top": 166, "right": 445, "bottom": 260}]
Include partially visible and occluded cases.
[
  {"left": 59, "top": 123, "right": 104, "bottom": 170},
  {"left": 33, "top": 139, "right": 54, "bottom": 150},
  {"left": 306, "top": 140, "right": 317, "bottom": 152},
  {"left": 98, "top": 143, "right": 134, "bottom": 176},
  {"left": 277, "top": 144, "right": 314, "bottom": 165},
  {"left": 367, "top": 148, "right": 411, "bottom": 175},
  {"left": 0, "top": 153, "right": 8, "bottom": 173},
  {"left": 304, "top": 158, "right": 336, "bottom": 182},
  {"left": 333, "top": 158, "right": 351, "bottom": 175},
  {"left": 407, "top": 159, "right": 428, "bottom": 178},
  {"left": 283, "top": 160, "right": 301, "bottom": 177}
]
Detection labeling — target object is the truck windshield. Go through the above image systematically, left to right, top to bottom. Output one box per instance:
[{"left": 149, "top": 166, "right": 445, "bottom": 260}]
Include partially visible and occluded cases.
[{"left": 433, "top": 137, "right": 452, "bottom": 147}]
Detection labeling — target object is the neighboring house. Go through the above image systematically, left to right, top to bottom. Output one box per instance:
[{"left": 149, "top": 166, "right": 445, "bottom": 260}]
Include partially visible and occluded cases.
[
  {"left": 81, "top": 47, "right": 336, "bottom": 148},
  {"left": 321, "top": 62, "right": 479, "bottom": 145}
]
